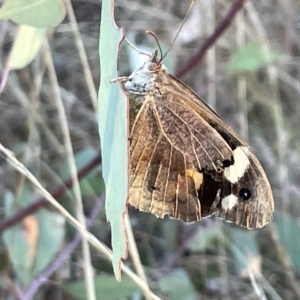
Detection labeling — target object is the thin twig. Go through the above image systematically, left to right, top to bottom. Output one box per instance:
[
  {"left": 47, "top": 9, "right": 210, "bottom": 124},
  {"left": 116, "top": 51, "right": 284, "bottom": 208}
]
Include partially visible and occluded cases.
[
  {"left": 64, "top": 0, "right": 98, "bottom": 111},
  {"left": 175, "top": 0, "right": 247, "bottom": 78},
  {"left": 205, "top": 0, "right": 216, "bottom": 109},
  {"left": 236, "top": 8, "right": 248, "bottom": 141},
  {"left": 45, "top": 39, "right": 96, "bottom": 300},
  {"left": 0, "top": 154, "right": 101, "bottom": 234},
  {"left": 125, "top": 214, "right": 151, "bottom": 300}
]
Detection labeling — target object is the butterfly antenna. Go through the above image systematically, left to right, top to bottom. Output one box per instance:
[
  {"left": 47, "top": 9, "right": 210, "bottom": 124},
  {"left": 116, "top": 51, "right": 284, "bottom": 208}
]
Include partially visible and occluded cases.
[
  {"left": 162, "top": 0, "right": 195, "bottom": 60},
  {"left": 145, "top": 31, "right": 163, "bottom": 60},
  {"left": 124, "top": 37, "right": 151, "bottom": 57}
]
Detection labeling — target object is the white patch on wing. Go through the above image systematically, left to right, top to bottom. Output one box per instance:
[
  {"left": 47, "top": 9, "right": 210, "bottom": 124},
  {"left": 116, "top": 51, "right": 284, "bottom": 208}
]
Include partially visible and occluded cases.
[
  {"left": 224, "top": 146, "right": 250, "bottom": 183},
  {"left": 222, "top": 194, "right": 238, "bottom": 210}
]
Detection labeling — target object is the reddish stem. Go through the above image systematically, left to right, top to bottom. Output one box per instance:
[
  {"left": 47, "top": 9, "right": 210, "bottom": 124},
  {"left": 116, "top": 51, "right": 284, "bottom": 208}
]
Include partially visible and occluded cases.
[
  {"left": 175, "top": 0, "right": 247, "bottom": 78},
  {"left": 0, "top": 154, "right": 101, "bottom": 233}
]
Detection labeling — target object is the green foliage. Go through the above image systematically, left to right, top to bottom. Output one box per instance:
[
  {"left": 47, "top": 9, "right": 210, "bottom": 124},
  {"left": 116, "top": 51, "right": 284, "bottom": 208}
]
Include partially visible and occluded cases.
[
  {"left": 0, "top": 0, "right": 65, "bottom": 27},
  {"left": 0, "top": 0, "right": 65, "bottom": 70},
  {"left": 98, "top": 0, "right": 128, "bottom": 280},
  {"left": 9, "top": 25, "right": 47, "bottom": 70},
  {"left": 227, "top": 42, "right": 280, "bottom": 74},
  {"left": 60, "top": 148, "right": 104, "bottom": 198},
  {"left": 2, "top": 188, "right": 65, "bottom": 288},
  {"left": 274, "top": 212, "right": 300, "bottom": 273},
  {"left": 189, "top": 223, "right": 224, "bottom": 252},
  {"left": 228, "top": 228, "right": 260, "bottom": 276},
  {"left": 158, "top": 269, "right": 196, "bottom": 300},
  {"left": 63, "top": 274, "right": 141, "bottom": 300}
]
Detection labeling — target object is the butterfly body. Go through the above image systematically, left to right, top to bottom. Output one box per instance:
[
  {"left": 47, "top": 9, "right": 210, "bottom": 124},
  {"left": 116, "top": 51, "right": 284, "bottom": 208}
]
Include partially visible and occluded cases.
[{"left": 124, "top": 50, "right": 274, "bottom": 228}]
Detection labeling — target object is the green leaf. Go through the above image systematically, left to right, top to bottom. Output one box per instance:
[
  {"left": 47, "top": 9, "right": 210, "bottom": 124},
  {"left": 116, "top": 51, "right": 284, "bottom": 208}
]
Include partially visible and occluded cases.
[
  {"left": 0, "top": 0, "right": 66, "bottom": 27},
  {"left": 98, "top": 0, "right": 127, "bottom": 280},
  {"left": 9, "top": 25, "right": 46, "bottom": 70},
  {"left": 227, "top": 42, "right": 280, "bottom": 74},
  {"left": 60, "top": 148, "right": 104, "bottom": 198},
  {"left": 2, "top": 189, "right": 65, "bottom": 288},
  {"left": 31, "top": 210, "right": 65, "bottom": 273},
  {"left": 273, "top": 212, "right": 300, "bottom": 273},
  {"left": 189, "top": 223, "right": 223, "bottom": 252},
  {"left": 228, "top": 228, "right": 261, "bottom": 277},
  {"left": 158, "top": 269, "right": 196, "bottom": 300},
  {"left": 63, "top": 274, "right": 140, "bottom": 300}
]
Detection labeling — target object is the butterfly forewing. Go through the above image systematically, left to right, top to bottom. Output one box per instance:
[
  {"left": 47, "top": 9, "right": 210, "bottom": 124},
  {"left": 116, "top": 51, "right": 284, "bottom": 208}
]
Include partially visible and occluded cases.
[
  {"left": 125, "top": 50, "right": 274, "bottom": 228},
  {"left": 130, "top": 100, "right": 202, "bottom": 222}
]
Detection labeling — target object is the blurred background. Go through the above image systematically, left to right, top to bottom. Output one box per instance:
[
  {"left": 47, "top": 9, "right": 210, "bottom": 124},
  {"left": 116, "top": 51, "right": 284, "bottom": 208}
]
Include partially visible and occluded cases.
[{"left": 0, "top": 0, "right": 300, "bottom": 299}]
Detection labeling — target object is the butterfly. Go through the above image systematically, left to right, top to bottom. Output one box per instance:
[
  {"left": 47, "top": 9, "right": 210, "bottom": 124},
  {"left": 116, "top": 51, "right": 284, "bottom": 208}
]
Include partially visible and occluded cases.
[{"left": 117, "top": 49, "right": 274, "bottom": 229}]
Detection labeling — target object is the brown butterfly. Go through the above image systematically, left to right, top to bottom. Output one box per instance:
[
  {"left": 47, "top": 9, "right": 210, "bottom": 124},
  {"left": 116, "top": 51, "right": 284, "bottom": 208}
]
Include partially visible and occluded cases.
[{"left": 115, "top": 49, "right": 274, "bottom": 229}]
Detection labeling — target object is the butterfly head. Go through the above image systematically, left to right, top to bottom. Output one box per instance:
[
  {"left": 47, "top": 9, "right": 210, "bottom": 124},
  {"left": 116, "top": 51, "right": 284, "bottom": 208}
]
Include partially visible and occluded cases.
[{"left": 124, "top": 50, "right": 164, "bottom": 95}]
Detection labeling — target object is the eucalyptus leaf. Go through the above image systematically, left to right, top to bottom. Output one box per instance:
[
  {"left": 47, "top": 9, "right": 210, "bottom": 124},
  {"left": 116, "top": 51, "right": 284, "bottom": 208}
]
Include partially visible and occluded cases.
[
  {"left": 0, "top": 0, "right": 65, "bottom": 27},
  {"left": 98, "top": 0, "right": 128, "bottom": 280},
  {"left": 9, "top": 25, "right": 46, "bottom": 70},
  {"left": 227, "top": 42, "right": 280, "bottom": 74},
  {"left": 60, "top": 148, "right": 104, "bottom": 198},
  {"left": 2, "top": 189, "right": 65, "bottom": 288},
  {"left": 273, "top": 212, "right": 300, "bottom": 273},
  {"left": 189, "top": 224, "right": 223, "bottom": 252},
  {"left": 228, "top": 228, "right": 261, "bottom": 277},
  {"left": 158, "top": 269, "right": 196, "bottom": 300},
  {"left": 64, "top": 275, "right": 140, "bottom": 300}
]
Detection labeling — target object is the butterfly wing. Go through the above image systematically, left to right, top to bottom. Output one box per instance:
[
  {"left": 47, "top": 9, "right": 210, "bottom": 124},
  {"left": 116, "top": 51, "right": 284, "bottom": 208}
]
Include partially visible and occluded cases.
[
  {"left": 126, "top": 51, "right": 273, "bottom": 228},
  {"left": 161, "top": 77, "right": 274, "bottom": 228},
  {"left": 129, "top": 87, "right": 274, "bottom": 228},
  {"left": 130, "top": 98, "right": 203, "bottom": 222}
]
